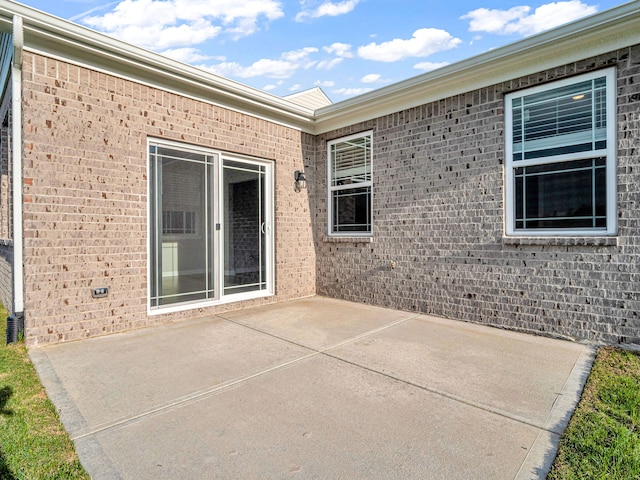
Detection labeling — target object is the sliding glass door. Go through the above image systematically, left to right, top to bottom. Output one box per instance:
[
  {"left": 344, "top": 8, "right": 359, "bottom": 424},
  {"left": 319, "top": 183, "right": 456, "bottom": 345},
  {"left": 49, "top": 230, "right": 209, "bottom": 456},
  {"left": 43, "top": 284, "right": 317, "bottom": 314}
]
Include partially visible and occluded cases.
[{"left": 150, "top": 142, "right": 272, "bottom": 310}]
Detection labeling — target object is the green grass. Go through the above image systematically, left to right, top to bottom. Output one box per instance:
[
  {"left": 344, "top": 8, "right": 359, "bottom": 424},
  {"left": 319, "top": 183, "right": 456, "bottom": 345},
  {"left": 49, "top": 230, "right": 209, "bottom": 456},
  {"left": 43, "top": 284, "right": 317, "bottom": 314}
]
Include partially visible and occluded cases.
[
  {"left": 0, "top": 305, "right": 89, "bottom": 480},
  {"left": 548, "top": 346, "right": 640, "bottom": 480}
]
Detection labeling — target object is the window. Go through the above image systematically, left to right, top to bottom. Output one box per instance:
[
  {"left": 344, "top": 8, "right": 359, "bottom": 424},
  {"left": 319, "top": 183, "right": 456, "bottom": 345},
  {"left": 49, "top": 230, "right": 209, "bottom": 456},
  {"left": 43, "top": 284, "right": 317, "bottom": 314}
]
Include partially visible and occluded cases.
[
  {"left": 505, "top": 68, "right": 616, "bottom": 235},
  {"left": 328, "top": 131, "right": 372, "bottom": 235},
  {"left": 149, "top": 141, "right": 273, "bottom": 310},
  {"left": 162, "top": 211, "right": 196, "bottom": 235}
]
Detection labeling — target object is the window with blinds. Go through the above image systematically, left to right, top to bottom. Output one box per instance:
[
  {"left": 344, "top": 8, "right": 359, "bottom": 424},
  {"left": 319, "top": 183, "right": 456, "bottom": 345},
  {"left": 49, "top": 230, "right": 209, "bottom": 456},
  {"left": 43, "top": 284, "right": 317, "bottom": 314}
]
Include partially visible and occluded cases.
[
  {"left": 505, "top": 68, "right": 616, "bottom": 235},
  {"left": 512, "top": 77, "right": 607, "bottom": 161},
  {"left": 328, "top": 132, "right": 372, "bottom": 235},
  {"left": 162, "top": 211, "right": 196, "bottom": 235}
]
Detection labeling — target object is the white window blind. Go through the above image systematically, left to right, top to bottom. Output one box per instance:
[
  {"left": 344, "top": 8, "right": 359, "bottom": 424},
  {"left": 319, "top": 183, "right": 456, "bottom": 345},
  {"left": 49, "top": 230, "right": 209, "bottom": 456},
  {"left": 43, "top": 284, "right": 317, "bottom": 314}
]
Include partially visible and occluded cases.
[
  {"left": 512, "top": 77, "right": 607, "bottom": 161},
  {"left": 331, "top": 136, "right": 371, "bottom": 186}
]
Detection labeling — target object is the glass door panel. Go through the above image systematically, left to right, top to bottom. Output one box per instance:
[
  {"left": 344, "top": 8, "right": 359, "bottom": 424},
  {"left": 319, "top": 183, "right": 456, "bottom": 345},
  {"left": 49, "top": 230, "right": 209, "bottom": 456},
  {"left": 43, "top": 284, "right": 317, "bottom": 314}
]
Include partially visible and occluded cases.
[
  {"left": 150, "top": 145, "right": 215, "bottom": 307},
  {"left": 222, "top": 160, "right": 267, "bottom": 295}
]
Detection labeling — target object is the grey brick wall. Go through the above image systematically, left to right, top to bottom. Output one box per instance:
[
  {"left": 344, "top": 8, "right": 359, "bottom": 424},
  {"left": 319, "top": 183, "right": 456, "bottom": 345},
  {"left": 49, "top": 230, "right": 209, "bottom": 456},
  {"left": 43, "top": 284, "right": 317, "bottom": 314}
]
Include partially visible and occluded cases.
[{"left": 313, "top": 46, "right": 640, "bottom": 346}]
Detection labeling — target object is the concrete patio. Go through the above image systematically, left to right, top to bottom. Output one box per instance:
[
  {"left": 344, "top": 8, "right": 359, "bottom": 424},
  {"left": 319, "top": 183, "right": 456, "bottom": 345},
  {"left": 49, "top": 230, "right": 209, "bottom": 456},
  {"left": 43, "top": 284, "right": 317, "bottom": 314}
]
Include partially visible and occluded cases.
[{"left": 30, "top": 296, "right": 594, "bottom": 479}]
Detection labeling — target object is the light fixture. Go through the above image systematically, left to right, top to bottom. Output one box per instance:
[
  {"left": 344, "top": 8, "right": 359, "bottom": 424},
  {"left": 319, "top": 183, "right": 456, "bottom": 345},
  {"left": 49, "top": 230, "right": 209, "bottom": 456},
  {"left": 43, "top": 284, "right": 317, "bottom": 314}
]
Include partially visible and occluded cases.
[
  {"left": 572, "top": 94, "right": 585, "bottom": 100},
  {"left": 294, "top": 170, "right": 307, "bottom": 192}
]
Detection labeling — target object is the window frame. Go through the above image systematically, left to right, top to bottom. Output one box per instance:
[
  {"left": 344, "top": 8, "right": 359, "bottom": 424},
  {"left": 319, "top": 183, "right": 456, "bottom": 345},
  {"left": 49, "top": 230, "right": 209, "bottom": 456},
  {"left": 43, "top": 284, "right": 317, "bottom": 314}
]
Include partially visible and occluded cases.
[
  {"left": 504, "top": 68, "right": 617, "bottom": 237},
  {"left": 327, "top": 130, "right": 373, "bottom": 237}
]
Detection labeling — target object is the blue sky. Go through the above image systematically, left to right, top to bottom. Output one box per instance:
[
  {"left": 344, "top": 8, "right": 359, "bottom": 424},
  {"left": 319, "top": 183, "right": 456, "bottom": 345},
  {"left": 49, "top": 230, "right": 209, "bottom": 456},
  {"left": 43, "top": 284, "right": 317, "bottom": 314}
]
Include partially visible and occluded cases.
[{"left": 14, "top": 0, "right": 629, "bottom": 102}]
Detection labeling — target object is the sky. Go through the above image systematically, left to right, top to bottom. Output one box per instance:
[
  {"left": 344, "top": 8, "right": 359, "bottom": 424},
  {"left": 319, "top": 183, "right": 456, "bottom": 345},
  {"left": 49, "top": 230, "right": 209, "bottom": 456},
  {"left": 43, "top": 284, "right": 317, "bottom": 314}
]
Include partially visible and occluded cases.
[{"left": 14, "top": 0, "right": 631, "bottom": 102}]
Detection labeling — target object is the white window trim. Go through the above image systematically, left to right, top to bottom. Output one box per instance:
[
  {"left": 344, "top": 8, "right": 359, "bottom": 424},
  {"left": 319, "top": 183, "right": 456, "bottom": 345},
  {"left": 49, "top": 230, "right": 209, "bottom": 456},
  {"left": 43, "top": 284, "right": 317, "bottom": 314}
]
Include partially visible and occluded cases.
[
  {"left": 504, "top": 68, "right": 617, "bottom": 237},
  {"left": 327, "top": 130, "right": 373, "bottom": 237},
  {"left": 146, "top": 138, "right": 274, "bottom": 315}
]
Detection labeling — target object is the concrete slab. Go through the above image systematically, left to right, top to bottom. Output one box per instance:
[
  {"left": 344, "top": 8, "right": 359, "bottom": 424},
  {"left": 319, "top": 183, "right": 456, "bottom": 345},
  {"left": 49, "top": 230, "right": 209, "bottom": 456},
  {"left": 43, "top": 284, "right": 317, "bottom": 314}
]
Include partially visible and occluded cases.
[
  {"left": 30, "top": 296, "right": 594, "bottom": 480},
  {"left": 220, "top": 296, "right": 412, "bottom": 350},
  {"left": 328, "top": 313, "right": 588, "bottom": 429},
  {"left": 30, "top": 315, "right": 313, "bottom": 435},
  {"left": 86, "top": 355, "right": 540, "bottom": 480}
]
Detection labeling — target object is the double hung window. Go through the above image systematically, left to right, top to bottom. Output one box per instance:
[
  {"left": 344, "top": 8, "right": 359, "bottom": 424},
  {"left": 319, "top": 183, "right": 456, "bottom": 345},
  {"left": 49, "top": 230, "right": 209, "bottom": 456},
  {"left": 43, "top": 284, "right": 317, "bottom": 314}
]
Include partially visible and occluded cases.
[
  {"left": 505, "top": 68, "right": 616, "bottom": 235},
  {"left": 328, "top": 131, "right": 373, "bottom": 235}
]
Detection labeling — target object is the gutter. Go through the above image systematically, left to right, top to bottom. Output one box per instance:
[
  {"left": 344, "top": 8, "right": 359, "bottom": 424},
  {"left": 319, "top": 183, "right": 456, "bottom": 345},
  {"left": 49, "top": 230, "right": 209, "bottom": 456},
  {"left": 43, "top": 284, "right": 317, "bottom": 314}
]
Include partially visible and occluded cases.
[{"left": 11, "top": 14, "right": 23, "bottom": 319}]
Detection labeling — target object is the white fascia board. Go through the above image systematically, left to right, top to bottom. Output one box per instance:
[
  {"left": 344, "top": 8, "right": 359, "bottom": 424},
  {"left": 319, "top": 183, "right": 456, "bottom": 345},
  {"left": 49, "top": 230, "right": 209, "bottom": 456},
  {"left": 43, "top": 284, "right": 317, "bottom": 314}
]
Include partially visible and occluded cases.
[
  {"left": 0, "top": 1, "right": 316, "bottom": 131},
  {"left": 313, "top": 1, "right": 640, "bottom": 134}
]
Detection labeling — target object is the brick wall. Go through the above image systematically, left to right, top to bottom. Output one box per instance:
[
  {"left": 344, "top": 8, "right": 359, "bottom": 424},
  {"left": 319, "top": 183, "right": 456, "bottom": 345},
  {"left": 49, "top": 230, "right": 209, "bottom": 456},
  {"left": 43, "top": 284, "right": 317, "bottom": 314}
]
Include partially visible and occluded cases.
[
  {"left": 313, "top": 46, "right": 640, "bottom": 345},
  {"left": 20, "top": 52, "right": 316, "bottom": 345}
]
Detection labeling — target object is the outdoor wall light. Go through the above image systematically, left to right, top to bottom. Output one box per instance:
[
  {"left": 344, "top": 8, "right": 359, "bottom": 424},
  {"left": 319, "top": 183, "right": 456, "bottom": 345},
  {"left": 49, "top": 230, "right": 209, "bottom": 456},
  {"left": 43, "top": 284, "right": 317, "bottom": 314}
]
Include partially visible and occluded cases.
[{"left": 294, "top": 170, "right": 307, "bottom": 192}]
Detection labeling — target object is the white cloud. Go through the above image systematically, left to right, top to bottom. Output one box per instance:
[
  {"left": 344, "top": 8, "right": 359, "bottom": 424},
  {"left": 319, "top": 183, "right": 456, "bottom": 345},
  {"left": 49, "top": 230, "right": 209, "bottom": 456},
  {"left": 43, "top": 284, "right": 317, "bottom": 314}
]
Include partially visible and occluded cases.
[
  {"left": 82, "top": 0, "right": 284, "bottom": 49},
  {"left": 83, "top": 0, "right": 175, "bottom": 30},
  {"left": 296, "top": 0, "right": 360, "bottom": 21},
  {"left": 314, "top": 0, "right": 359, "bottom": 17},
  {"left": 69, "top": 1, "right": 121, "bottom": 22},
  {"left": 461, "top": 1, "right": 598, "bottom": 37},
  {"left": 461, "top": 6, "right": 529, "bottom": 35},
  {"left": 90, "top": 19, "right": 221, "bottom": 50},
  {"left": 358, "top": 28, "right": 461, "bottom": 62},
  {"left": 323, "top": 42, "right": 353, "bottom": 58},
  {"left": 315, "top": 43, "right": 351, "bottom": 70},
  {"left": 162, "top": 47, "right": 220, "bottom": 63},
  {"left": 202, "top": 47, "right": 318, "bottom": 79},
  {"left": 282, "top": 47, "right": 319, "bottom": 62},
  {"left": 316, "top": 58, "right": 343, "bottom": 70},
  {"left": 206, "top": 60, "right": 296, "bottom": 79},
  {"left": 413, "top": 61, "right": 449, "bottom": 72},
  {"left": 359, "top": 73, "right": 393, "bottom": 86},
  {"left": 361, "top": 73, "right": 381, "bottom": 83},
  {"left": 263, "top": 80, "right": 285, "bottom": 90},
  {"left": 315, "top": 80, "right": 336, "bottom": 87},
  {"left": 289, "top": 84, "right": 302, "bottom": 92},
  {"left": 332, "top": 87, "right": 374, "bottom": 96}
]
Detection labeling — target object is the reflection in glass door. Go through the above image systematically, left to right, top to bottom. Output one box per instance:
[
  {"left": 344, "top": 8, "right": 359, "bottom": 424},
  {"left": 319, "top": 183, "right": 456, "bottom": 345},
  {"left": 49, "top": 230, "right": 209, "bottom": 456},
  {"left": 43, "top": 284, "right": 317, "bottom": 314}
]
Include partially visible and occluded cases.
[
  {"left": 150, "top": 145, "right": 216, "bottom": 307},
  {"left": 223, "top": 160, "right": 268, "bottom": 295}
]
